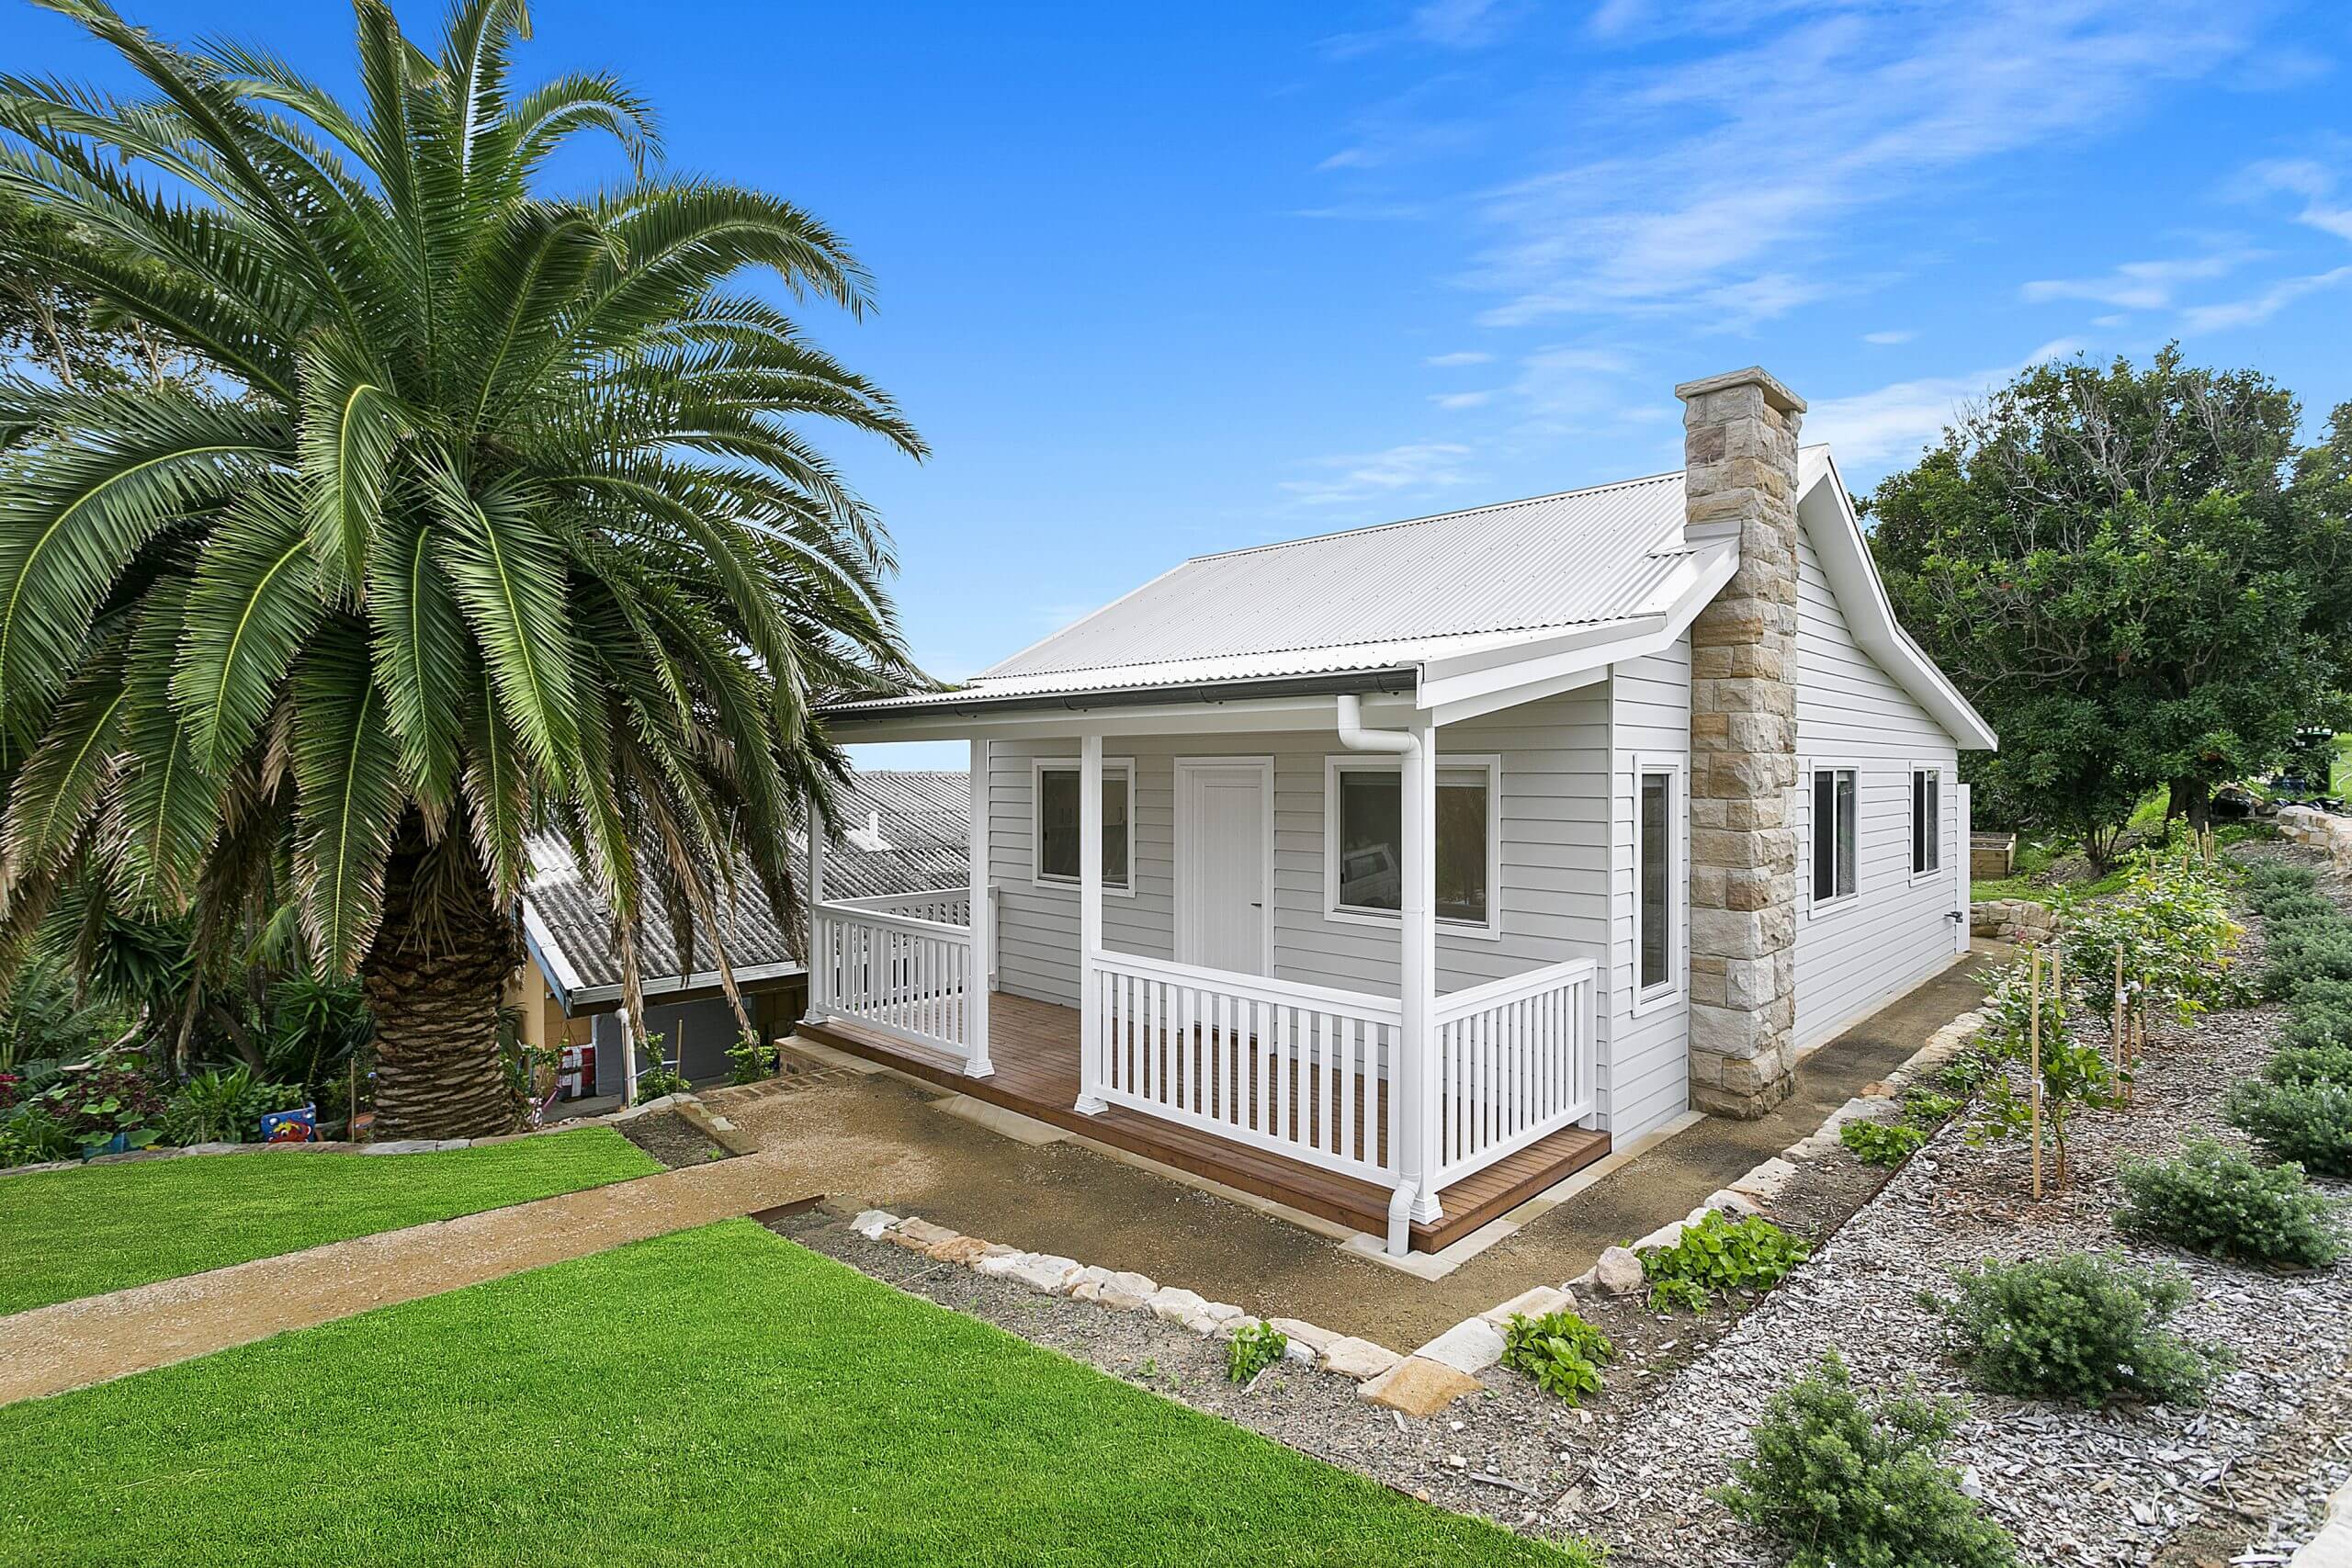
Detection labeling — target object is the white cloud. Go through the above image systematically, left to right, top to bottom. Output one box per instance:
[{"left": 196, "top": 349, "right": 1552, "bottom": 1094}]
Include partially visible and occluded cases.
[
  {"left": 1465, "top": 2, "right": 2259, "bottom": 325},
  {"left": 2244, "top": 158, "right": 2352, "bottom": 243},
  {"left": 2021, "top": 249, "right": 2258, "bottom": 310},
  {"left": 2178, "top": 265, "right": 2352, "bottom": 332},
  {"left": 1861, "top": 330, "right": 1914, "bottom": 345},
  {"left": 1804, "top": 338, "right": 2084, "bottom": 469},
  {"left": 1425, "top": 350, "right": 1495, "bottom": 366},
  {"left": 1431, "top": 389, "right": 1496, "bottom": 409},
  {"left": 1277, "top": 442, "right": 1479, "bottom": 508}
]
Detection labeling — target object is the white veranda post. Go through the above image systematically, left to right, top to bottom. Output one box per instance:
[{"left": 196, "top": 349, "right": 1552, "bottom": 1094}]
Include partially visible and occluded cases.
[
  {"left": 1400, "top": 716, "right": 1442, "bottom": 1226},
  {"left": 1075, "top": 733, "right": 1107, "bottom": 1113},
  {"left": 967, "top": 737, "right": 994, "bottom": 1076},
  {"left": 805, "top": 802, "right": 828, "bottom": 1016}
]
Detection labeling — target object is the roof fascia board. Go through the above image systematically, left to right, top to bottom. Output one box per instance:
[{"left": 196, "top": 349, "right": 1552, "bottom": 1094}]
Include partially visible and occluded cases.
[
  {"left": 1796, "top": 454, "right": 1998, "bottom": 750},
  {"left": 1418, "top": 546, "right": 1737, "bottom": 720},
  {"left": 829, "top": 691, "right": 1416, "bottom": 745},
  {"left": 519, "top": 901, "right": 582, "bottom": 1008},
  {"left": 569, "top": 960, "right": 808, "bottom": 1011}
]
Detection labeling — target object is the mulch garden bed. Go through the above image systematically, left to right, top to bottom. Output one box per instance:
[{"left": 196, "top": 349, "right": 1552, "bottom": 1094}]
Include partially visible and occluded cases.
[
  {"left": 773, "top": 843, "right": 2352, "bottom": 1565},
  {"left": 613, "top": 1106, "right": 729, "bottom": 1169}
]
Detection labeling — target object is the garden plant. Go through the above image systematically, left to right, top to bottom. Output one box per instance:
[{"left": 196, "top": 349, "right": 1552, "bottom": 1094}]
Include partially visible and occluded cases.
[{"left": 1934, "top": 1252, "right": 2224, "bottom": 1407}]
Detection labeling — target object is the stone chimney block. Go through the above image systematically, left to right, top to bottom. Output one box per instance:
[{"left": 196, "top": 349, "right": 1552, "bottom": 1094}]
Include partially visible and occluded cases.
[{"left": 1678, "top": 367, "right": 1804, "bottom": 1118}]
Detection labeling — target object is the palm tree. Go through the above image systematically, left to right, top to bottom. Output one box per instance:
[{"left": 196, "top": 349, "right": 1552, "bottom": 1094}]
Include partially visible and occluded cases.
[{"left": 0, "top": 0, "right": 925, "bottom": 1136}]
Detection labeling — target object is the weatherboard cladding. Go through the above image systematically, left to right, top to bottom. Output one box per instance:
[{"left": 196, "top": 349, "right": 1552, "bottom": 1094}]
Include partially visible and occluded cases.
[
  {"left": 976, "top": 470, "right": 1690, "bottom": 682},
  {"left": 524, "top": 771, "right": 971, "bottom": 990}
]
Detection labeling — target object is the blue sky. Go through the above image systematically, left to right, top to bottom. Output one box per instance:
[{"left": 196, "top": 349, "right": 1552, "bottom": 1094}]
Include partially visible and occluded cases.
[{"left": 8, "top": 0, "right": 2350, "bottom": 768}]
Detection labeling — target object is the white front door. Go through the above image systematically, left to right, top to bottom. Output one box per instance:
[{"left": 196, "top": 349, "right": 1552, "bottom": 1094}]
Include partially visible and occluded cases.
[{"left": 1176, "top": 758, "right": 1272, "bottom": 976}]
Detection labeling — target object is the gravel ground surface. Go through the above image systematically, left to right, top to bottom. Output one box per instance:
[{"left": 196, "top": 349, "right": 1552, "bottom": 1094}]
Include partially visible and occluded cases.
[
  {"left": 1570, "top": 842, "right": 2352, "bottom": 1568},
  {"left": 777, "top": 843, "right": 2352, "bottom": 1566}
]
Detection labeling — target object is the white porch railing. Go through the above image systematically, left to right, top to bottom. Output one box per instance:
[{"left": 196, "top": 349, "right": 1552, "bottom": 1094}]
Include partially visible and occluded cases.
[
  {"left": 810, "top": 895, "right": 976, "bottom": 1059},
  {"left": 1091, "top": 952, "right": 1402, "bottom": 1187},
  {"left": 1430, "top": 956, "right": 1599, "bottom": 1190}
]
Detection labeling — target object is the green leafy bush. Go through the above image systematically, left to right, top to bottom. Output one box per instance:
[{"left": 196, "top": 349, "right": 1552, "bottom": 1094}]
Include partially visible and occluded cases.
[
  {"left": 2062, "top": 847, "right": 2241, "bottom": 1021},
  {"left": 2242, "top": 860, "right": 2316, "bottom": 894},
  {"left": 2251, "top": 889, "right": 2338, "bottom": 924},
  {"left": 1971, "top": 955, "right": 2120, "bottom": 1190},
  {"left": 2279, "top": 979, "right": 2352, "bottom": 1050},
  {"left": 726, "top": 1032, "right": 777, "bottom": 1086},
  {"left": 630, "top": 1033, "right": 690, "bottom": 1104},
  {"left": 2266, "top": 1043, "right": 2352, "bottom": 1087},
  {"left": 35, "top": 1059, "right": 166, "bottom": 1149},
  {"left": 160, "top": 1066, "right": 307, "bottom": 1145},
  {"left": 2225, "top": 1079, "right": 2352, "bottom": 1177},
  {"left": 1904, "top": 1089, "right": 1965, "bottom": 1122},
  {"left": 0, "top": 1104, "right": 79, "bottom": 1168},
  {"left": 1843, "top": 1118, "right": 1931, "bottom": 1168},
  {"left": 2115, "top": 1137, "right": 2346, "bottom": 1269},
  {"left": 1641, "top": 1210, "right": 1810, "bottom": 1313},
  {"left": 1936, "top": 1253, "right": 2224, "bottom": 1406},
  {"left": 1502, "top": 1309, "right": 1615, "bottom": 1405},
  {"left": 1226, "top": 1319, "right": 1287, "bottom": 1384},
  {"left": 1712, "top": 1350, "right": 2018, "bottom": 1568}
]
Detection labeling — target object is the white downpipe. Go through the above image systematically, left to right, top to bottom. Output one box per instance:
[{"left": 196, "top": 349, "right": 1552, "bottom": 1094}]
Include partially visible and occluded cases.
[
  {"left": 1337, "top": 693, "right": 1437, "bottom": 1252},
  {"left": 1336, "top": 694, "right": 1417, "bottom": 757}
]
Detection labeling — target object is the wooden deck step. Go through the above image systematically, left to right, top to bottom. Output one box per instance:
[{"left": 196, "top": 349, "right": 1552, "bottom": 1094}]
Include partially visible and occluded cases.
[{"left": 794, "top": 991, "right": 1610, "bottom": 1253}]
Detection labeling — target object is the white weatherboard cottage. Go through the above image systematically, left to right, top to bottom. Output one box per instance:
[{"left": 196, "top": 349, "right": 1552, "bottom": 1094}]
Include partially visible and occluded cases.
[{"left": 806, "top": 367, "right": 1995, "bottom": 1256}]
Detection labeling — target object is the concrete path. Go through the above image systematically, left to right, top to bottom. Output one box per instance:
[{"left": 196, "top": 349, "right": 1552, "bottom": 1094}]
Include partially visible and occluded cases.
[{"left": 0, "top": 1152, "right": 818, "bottom": 1406}]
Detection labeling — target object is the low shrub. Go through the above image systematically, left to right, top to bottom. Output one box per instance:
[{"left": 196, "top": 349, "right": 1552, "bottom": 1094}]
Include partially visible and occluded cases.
[
  {"left": 2251, "top": 889, "right": 2339, "bottom": 924},
  {"left": 2262, "top": 919, "right": 2352, "bottom": 1000},
  {"left": 2279, "top": 979, "right": 2352, "bottom": 1050},
  {"left": 726, "top": 1032, "right": 777, "bottom": 1086},
  {"left": 630, "top": 1033, "right": 690, "bottom": 1104},
  {"left": 2266, "top": 1043, "right": 2352, "bottom": 1087},
  {"left": 1939, "top": 1052, "right": 1996, "bottom": 1094},
  {"left": 34, "top": 1059, "right": 166, "bottom": 1149},
  {"left": 160, "top": 1066, "right": 307, "bottom": 1145},
  {"left": 2225, "top": 1079, "right": 2352, "bottom": 1177},
  {"left": 1905, "top": 1089, "right": 1965, "bottom": 1122},
  {"left": 0, "top": 1104, "right": 78, "bottom": 1168},
  {"left": 1843, "top": 1118, "right": 1931, "bottom": 1168},
  {"left": 2115, "top": 1137, "right": 2346, "bottom": 1269},
  {"left": 1641, "top": 1210, "right": 1810, "bottom": 1313},
  {"left": 1935, "top": 1252, "right": 2224, "bottom": 1406},
  {"left": 1502, "top": 1308, "right": 1615, "bottom": 1405},
  {"left": 1226, "top": 1319, "right": 1287, "bottom": 1384},
  {"left": 1712, "top": 1350, "right": 2018, "bottom": 1568}
]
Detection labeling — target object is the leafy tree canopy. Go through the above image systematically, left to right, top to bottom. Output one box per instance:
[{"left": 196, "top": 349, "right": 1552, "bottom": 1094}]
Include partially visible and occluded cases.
[
  {"left": 0, "top": 0, "right": 926, "bottom": 1134},
  {"left": 1868, "top": 346, "right": 2352, "bottom": 859}
]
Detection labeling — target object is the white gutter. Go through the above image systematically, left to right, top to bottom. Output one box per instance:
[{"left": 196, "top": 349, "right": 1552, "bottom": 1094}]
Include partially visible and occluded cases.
[{"left": 1335, "top": 693, "right": 1419, "bottom": 756}]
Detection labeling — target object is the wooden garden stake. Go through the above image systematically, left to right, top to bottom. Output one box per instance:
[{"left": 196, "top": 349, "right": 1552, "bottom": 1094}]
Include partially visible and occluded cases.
[
  {"left": 2112, "top": 945, "right": 2127, "bottom": 1107},
  {"left": 2030, "top": 946, "right": 2044, "bottom": 1202}
]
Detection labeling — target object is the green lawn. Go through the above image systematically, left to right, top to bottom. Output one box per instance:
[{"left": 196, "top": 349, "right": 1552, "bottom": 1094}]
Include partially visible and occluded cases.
[
  {"left": 0, "top": 1128, "right": 660, "bottom": 1315},
  {"left": 0, "top": 1220, "right": 1591, "bottom": 1566}
]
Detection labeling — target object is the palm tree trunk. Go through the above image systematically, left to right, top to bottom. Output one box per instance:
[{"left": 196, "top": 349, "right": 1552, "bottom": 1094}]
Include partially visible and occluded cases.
[{"left": 359, "top": 819, "right": 522, "bottom": 1140}]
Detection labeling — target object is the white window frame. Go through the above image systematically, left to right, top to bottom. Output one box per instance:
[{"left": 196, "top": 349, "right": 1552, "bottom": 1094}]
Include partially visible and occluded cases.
[
  {"left": 1322, "top": 752, "right": 1504, "bottom": 941},
  {"left": 1631, "top": 752, "right": 1686, "bottom": 1017},
  {"left": 1031, "top": 755, "right": 1137, "bottom": 897},
  {"left": 1804, "top": 760, "right": 1861, "bottom": 915},
  {"left": 1909, "top": 761, "right": 1943, "bottom": 885}
]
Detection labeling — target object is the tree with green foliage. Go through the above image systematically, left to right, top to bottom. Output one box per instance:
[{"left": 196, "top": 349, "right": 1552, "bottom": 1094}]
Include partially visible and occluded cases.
[
  {"left": 0, "top": 0, "right": 924, "bottom": 1136},
  {"left": 1869, "top": 347, "right": 2352, "bottom": 860}
]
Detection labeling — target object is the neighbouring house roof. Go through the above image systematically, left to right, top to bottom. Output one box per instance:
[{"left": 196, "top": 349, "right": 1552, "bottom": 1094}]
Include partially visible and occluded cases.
[
  {"left": 824, "top": 444, "right": 1996, "bottom": 751},
  {"left": 519, "top": 770, "right": 971, "bottom": 1010}
]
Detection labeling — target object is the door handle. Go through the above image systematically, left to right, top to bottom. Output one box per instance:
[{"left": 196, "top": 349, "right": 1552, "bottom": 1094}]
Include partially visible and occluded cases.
[{"left": 1250, "top": 901, "right": 1263, "bottom": 908}]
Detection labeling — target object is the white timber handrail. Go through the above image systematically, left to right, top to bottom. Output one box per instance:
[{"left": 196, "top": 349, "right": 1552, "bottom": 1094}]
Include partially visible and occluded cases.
[
  {"left": 809, "top": 897, "right": 975, "bottom": 1060},
  {"left": 1090, "top": 950, "right": 1402, "bottom": 1187},
  {"left": 1430, "top": 955, "right": 1598, "bottom": 1191}
]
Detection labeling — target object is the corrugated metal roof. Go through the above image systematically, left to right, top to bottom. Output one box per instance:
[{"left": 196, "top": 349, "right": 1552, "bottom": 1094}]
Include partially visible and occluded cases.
[
  {"left": 978, "top": 468, "right": 1689, "bottom": 682},
  {"left": 523, "top": 770, "right": 971, "bottom": 991}
]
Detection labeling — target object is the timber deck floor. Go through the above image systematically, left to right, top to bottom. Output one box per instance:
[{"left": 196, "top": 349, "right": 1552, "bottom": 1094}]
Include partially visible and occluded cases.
[{"left": 794, "top": 990, "right": 1610, "bottom": 1253}]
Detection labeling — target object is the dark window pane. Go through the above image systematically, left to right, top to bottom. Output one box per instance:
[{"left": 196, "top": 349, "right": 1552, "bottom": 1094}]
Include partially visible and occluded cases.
[
  {"left": 1039, "top": 767, "right": 1128, "bottom": 887},
  {"left": 1039, "top": 769, "right": 1079, "bottom": 881},
  {"left": 1813, "top": 770, "right": 1837, "bottom": 900},
  {"left": 1835, "top": 770, "right": 1858, "bottom": 897},
  {"left": 1912, "top": 770, "right": 1926, "bottom": 873},
  {"left": 1337, "top": 771, "right": 1401, "bottom": 911},
  {"left": 1639, "top": 772, "right": 1669, "bottom": 990},
  {"left": 1101, "top": 773, "right": 1129, "bottom": 886},
  {"left": 1435, "top": 776, "right": 1487, "bottom": 925}
]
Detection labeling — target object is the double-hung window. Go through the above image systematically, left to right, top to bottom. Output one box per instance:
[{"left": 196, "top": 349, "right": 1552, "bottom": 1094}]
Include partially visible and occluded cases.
[
  {"left": 1325, "top": 756, "right": 1500, "bottom": 935},
  {"left": 1034, "top": 759, "right": 1132, "bottom": 891},
  {"left": 1634, "top": 759, "right": 1682, "bottom": 1003},
  {"left": 1810, "top": 765, "right": 1858, "bottom": 906},
  {"left": 1911, "top": 766, "right": 1941, "bottom": 877}
]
